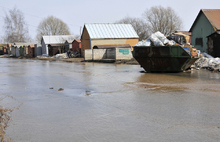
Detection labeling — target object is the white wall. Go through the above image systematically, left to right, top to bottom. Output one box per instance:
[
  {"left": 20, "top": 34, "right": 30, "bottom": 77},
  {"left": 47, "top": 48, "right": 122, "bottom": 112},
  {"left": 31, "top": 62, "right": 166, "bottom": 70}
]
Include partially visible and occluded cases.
[
  {"left": 41, "top": 40, "right": 48, "bottom": 55},
  {"left": 84, "top": 48, "right": 132, "bottom": 61},
  {"left": 115, "top": 48, "right": 133, "bottom": 60},
  {"left": 84, "top": 49, "right": 93, "bottom": 60},
  {"left": 93, "top": 49, "right": 107, "bottom": 60}
]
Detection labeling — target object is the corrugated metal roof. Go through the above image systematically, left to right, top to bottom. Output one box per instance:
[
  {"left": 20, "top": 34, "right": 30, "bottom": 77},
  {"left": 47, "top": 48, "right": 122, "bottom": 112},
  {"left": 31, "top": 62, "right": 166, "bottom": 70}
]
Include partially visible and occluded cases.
[
  {"left": 202, "top": 9, "right": 220, "bottom": 30},
  {"left": 85, "top": 23, "right": 139, "bottom": 39},
  {"left": 42, "top": 35, "right": 74, "bottom": 44}
]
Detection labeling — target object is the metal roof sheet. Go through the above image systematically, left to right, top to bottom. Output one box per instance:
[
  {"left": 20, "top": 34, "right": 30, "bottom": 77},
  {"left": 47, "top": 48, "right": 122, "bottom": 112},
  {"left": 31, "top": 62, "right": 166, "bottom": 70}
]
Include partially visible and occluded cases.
[
  {"left": 190, "top": 9, "right": 220, "bottom": 31},
  {"left": 202, "top": 9, "right": 220, "bottom": 30},
  {"left": 85, "top": 23, "right": 139, "bottom": 39},
  {"left": 42, "top": 35, "right": 75, "bottom": 44},
  {"left": 74, "top": 39, "right": 81, "bottom": 43}
]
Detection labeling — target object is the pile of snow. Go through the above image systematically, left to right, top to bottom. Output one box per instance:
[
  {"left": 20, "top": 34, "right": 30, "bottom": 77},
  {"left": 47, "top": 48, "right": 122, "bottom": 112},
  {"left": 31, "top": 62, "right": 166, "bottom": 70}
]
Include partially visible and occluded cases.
[
  {"left": 52, "top": 53, "right": 68, "bottom": 59},
  {"left": 193, "top": 53, "right": 220, "bottom": 71}
]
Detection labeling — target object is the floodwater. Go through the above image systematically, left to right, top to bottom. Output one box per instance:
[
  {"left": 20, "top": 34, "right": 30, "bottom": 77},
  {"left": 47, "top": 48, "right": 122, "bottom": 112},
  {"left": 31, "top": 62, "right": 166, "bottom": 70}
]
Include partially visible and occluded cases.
[{"left": 0, "top": 58, "right": 220, "bottom": 142}]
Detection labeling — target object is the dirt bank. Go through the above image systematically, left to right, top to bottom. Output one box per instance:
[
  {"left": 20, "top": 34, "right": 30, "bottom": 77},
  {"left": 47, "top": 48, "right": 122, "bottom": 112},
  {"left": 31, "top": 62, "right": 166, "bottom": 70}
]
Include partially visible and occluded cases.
[{"left": 0, "top": 107, "right": 13, "bottom": 142}]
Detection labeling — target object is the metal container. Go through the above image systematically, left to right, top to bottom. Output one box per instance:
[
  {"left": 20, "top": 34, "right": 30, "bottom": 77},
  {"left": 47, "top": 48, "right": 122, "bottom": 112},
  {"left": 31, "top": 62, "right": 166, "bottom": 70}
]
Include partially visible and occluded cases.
[{"left": 132, "top": 46, "right": 198, "bottom": 72}]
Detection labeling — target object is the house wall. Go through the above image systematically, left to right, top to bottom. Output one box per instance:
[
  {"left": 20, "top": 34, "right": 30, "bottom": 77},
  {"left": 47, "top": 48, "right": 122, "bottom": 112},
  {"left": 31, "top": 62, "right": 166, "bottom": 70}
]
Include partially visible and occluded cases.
[
  {"left": 191, "top": 13, "right": 216, "bottom": 52},
  {"left": 81, "top": 28, "right": 91, "bottom": 57},
  {"left": 208, "top": 34, "right": 220, "bottom": 57},
  {"left": 91, "top": 38, "right": 138, "bottom": 49},
  {"left": 126, "top": 38, "right": 139, "bottom": 47},
  {"left": 42, "top": 40, "right": 48, "bottom": 55},
  {"left": 72, "top": 41, "right": 81, "bottom": 53},
  {"left": 69, "top": 43, "right": 72, "bottom": 50},
  {"left": 35, "top": 45, "right": 42, "bottom": 57},
  {"left": 11, "top": 46, "right": 16, "bottom": 56},
  {"left": 24, "top": 46, "right": 28, "bottom": 57},
  {"left": 28, "top": 46, "right": 35, "bottom": 57},
  {"left": 16, "top": 47, "right": 20, "bottom": 57},
  {"left": 20, "top": 47, "right": 24, "bottom": 56},
  {"left": 84, "top": 48, "right": 132, "bottom": 61},
  {"left": 106, "top": 48, "right": 116, "bottom": 59},
  {"left": 115, "top": 48, "right": 133, "bottom": 60},
  {"left": 84, "top": 49, "right": 93, "bottom": 60},
  {"left": 93, "top": 49, "right": 107, "bottom": 60}
]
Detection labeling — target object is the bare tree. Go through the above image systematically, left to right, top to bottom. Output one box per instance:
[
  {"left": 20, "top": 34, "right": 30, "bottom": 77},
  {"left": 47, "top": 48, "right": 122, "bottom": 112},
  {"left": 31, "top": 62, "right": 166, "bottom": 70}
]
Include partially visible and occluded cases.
[
  {"left": 143, "top": 6, "right": 183, "bottom": 35},
  {"left": 3, "top": 7, "right": 31, "bottom": 43},
  {"left": 36, "top": 16, "right": 71, "bottom": 43},
  {"left": 116, "top": 16, "right": 150, "bottom": 41}
]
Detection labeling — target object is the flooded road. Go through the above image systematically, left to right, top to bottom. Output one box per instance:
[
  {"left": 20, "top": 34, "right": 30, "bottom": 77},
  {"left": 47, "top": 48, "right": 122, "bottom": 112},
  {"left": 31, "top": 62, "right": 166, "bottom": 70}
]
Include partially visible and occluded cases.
[{"left": 0, "top": 58, "right": 220, "bottom": 142}]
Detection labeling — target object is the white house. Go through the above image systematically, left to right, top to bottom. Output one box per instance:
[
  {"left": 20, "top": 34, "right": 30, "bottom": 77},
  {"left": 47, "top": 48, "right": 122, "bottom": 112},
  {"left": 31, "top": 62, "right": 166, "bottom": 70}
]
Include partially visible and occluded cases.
[{"left": 41, "top": 35, "right": 74, "bottom": 56}]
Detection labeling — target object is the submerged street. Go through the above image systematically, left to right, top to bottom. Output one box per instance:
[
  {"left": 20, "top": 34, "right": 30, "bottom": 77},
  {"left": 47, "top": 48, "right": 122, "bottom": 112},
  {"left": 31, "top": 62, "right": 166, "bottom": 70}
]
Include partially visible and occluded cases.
[{"left": 1, "top": 58, "right": 220, "bottom": 142}]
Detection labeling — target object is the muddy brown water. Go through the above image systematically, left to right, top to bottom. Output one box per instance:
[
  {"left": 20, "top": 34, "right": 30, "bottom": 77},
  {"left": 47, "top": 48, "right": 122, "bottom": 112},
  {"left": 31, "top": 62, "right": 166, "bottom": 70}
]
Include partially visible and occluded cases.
[{"left": 0, "top": 58, "right": 220, "bottom": 142}]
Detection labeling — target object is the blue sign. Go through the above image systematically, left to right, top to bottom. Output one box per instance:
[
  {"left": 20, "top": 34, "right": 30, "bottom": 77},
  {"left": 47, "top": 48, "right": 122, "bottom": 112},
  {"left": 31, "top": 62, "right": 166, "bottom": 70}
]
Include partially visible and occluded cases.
[{"left": 119, "top": 49, "right": 129, "bottom": 55}]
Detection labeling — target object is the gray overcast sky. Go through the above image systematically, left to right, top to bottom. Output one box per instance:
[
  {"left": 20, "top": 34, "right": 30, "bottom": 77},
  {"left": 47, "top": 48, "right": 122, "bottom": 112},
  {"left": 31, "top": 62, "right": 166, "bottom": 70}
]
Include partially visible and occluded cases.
[{"left": 0, "top": 0, "right": 220, "bottom": 42}]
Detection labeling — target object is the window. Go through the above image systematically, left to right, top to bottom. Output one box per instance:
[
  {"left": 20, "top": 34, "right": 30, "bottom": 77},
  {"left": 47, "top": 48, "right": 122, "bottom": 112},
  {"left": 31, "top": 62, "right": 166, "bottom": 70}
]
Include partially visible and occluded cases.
[{"left": 195, "top": 38, "right": 203, "bottom": 47}]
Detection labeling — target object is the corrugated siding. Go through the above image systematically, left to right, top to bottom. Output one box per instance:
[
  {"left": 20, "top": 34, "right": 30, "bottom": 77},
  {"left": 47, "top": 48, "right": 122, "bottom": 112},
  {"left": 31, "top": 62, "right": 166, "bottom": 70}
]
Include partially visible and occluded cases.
[{"left": 85, "top": 24, "right": 139, "bottom": 39}]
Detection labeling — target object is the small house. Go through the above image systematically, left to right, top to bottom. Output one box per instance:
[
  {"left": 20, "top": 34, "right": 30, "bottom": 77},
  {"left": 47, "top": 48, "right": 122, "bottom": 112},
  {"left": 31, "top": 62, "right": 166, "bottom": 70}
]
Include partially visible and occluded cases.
[
  {"left": 189, "top": 9, "right": 220, "bottom": 56},
  {"left": 81, "top": 23, "right": 139, "bottom": 57},
  {"left": 41, "top": 35, "right": 74, "bottom": 56},
  {"left": 65, "top": 39, "right": 74, "bottom": 52},
  {"left": 72, "top": 39, "right": 81, "bottom": 54}
]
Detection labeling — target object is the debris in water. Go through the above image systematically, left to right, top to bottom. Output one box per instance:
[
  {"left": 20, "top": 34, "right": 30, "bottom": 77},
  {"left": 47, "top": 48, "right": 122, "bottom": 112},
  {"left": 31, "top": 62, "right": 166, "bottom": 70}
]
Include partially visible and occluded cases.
[
  {"left": 49, "top": 87, "right": 54, "bottom": 89},
  {"left": 58, "top": 88, "right": 64, "bottom": 91},
  {"left": 86, "top": 90, "right": 91, "bottom": 95}
]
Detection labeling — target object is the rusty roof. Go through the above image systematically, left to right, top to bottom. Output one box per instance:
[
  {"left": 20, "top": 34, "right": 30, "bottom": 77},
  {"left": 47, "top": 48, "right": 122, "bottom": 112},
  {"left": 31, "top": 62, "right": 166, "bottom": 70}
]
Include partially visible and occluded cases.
[
  {"left": 190, "top": 9, "right": 220, "bottom": 31},
  {"left": 202, "top": 9, "right": 220, "bottom": 30},
  {"left": 74, "top": 39, "right": 81, "bottom": 43}
]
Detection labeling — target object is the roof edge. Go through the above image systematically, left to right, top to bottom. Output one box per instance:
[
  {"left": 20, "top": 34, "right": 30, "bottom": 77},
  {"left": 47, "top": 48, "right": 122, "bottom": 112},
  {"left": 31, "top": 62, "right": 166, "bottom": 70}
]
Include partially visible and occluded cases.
[{"left": 189, "top": 9, "right": 203, "bottom": 32}]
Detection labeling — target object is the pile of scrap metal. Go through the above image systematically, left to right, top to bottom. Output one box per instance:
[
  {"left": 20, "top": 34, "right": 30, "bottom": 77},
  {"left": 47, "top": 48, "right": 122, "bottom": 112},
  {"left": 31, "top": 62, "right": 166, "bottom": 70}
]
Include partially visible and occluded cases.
[
  {"left": 135, "top": 31, "right": 199, "bottom": 58},
  {"left": 135, "top": 31, "right": 175, "bottom": 47},
  {"left": 67, "top": 50, "right": 80, "bottom": 58},
  {"left": 192, "top": 53, "right": 220, "bottom": 71}
]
